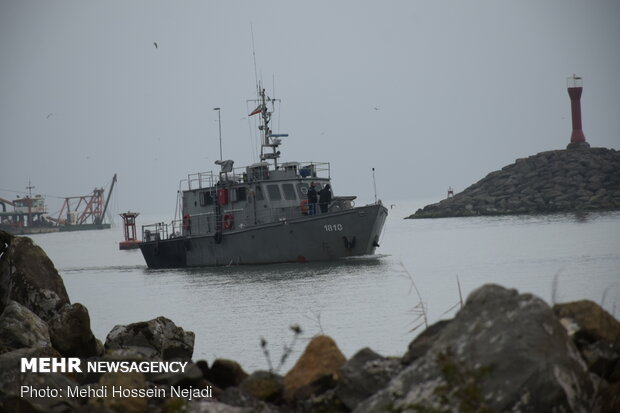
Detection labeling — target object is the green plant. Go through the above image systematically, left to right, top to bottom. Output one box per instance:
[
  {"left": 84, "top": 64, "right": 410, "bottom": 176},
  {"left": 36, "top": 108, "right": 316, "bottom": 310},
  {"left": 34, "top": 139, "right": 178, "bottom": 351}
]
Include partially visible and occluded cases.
[{"left": 260, "top": 324, "right": 303, "bottom": 374}]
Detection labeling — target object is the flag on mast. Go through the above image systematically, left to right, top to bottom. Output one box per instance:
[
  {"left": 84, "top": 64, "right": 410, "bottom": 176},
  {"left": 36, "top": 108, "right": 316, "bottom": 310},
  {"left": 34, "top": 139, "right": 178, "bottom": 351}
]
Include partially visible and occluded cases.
[{"left": 249, "top": 104, "right": 263, "bottom": 116}]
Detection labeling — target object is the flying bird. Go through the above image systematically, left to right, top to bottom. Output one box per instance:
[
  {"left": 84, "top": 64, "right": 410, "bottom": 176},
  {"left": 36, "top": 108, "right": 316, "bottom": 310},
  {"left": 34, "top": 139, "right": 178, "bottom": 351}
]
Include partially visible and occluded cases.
[
  {"left": 153, "top": 42, "right": 158, "bottom": 49},
  {"left": 373, "top": 107, "right": 380, "bottom": 111},
  {"left": 46, "top": 113, "right": 54, "bottom": 119}
]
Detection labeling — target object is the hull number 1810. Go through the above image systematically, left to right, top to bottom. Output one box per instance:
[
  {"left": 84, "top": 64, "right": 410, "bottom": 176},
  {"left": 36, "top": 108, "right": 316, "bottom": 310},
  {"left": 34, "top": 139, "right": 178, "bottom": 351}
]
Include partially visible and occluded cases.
[{"left": 324, "top": 224, "right": 343, "bottom": 232}]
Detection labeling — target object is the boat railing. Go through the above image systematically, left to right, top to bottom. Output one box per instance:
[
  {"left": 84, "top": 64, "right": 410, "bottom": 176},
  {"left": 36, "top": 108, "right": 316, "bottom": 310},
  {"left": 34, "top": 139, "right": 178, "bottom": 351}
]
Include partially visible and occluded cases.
[
  {"left": 184, "top": 162, "right": 330, "bottom": 191},
  {"left": 295, "top": 162, "right": 330, "bottom": 179},
  {"left": 186, "top": 166, "right": 249, "bottom": 190},
  {"left": 187, "top": 171, "right": 217, "bottom": 190},
  {"left": 142, "top": 222, "right": 169, "bottom": 242}
]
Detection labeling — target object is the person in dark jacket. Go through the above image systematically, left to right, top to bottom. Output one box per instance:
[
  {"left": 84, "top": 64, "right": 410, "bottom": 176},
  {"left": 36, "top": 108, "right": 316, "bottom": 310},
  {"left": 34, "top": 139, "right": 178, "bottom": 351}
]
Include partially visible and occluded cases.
[
  {"left": 307, "top": 182, "right": 318, "bottom": 215},
  {"left": 318, "top": 184, "right": 332, "bottom": 213}
]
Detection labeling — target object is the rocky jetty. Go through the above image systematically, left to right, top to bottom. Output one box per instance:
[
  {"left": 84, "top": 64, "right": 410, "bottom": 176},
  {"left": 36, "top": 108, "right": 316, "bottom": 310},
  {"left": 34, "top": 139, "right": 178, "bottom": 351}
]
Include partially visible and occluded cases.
[
  {"left": 408, "top": 147, "right": 620, "bottom": 219},
  {"left": 1, "top": 230, "right": 619, "bottom": 412}
]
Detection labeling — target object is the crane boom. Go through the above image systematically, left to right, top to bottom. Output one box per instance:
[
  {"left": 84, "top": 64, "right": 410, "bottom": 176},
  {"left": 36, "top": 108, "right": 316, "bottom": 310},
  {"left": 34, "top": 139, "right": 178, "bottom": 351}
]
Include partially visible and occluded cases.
[{"left": 97, "top": 174, "right": 117, "bottom": 225}]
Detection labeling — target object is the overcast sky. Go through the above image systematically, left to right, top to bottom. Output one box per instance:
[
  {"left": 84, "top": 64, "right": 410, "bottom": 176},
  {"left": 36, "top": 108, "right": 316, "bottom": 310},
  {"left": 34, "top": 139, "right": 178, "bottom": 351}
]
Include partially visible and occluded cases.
[{"left": 1, "top": 1, "right": 619, "bottom": 216}]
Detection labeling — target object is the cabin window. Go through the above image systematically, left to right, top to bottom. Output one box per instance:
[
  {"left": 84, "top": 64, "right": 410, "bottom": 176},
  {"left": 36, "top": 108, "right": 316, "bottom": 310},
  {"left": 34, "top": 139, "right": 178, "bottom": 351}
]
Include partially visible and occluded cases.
[
  {"left": 250, "top": 165, "right": 269, "bottom": 180},
  {"left": 282, "top": 183, "right": 297, "bottom": 200},
  {"left": 297, "top": 183, "right": 309, "bottom": 198},
  {"left": 267, "top": 184, "right": 282, "bottom": 201},
  {"left": 255, "top": 185, "right": 264, "bottom": 201},
  {"left": 233, "top": 187, "right": 247, "bottom": 202},
  {"left": 229, "top": 188, "right": 238, "bottom": 203},
  {"left": 200, "top": 191, "right": 214, "bottom": 206}
]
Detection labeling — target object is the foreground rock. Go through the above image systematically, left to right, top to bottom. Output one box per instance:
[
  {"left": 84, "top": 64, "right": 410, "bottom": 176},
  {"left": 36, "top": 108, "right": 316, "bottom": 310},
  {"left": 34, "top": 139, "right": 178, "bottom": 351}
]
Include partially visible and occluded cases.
[
  {"left": 409, "top": 147, "right": 620, "bottom": 218},
  {"left": 0, "top": 232, "right": 198, "bottom": 412},
  {"left": 0, "top": 233, "right": 70, "bottom": 321},
  {"left": 355, "top": 285, "right": 598, "bottom": 412},
  {"left": 553, "top": 299, "right": 620, "bottom": 345},
  {"left": 554, "top": 299, "right": 620, "bottom": 409},
  {"left": 0, "top": 300, "right": 51, "bottom": 352},
  {"left": 49, "top": 302, "right": 100, "bottom": 358},
  {"left": 105, "top": 316, "right": 195, "bottom": 361},
  {"left": 283, "top": 335, "right": 346, "bottom": 401},
  {"left": 0, "top": 347, "right": 78, "bottom": 412},
  {"left": 335, "top": 347, "right": 401, "bottom": 411},
  {"left": 207, "top": 358, "right": 249, "bottom": 389},
  {"left": 239, "top": 370, "right": 283, "bottom": 403}
]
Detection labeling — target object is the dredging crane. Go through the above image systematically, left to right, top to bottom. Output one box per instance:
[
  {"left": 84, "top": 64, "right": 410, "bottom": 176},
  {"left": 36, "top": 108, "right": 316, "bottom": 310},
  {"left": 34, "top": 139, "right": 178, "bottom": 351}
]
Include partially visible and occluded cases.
[{"left": 53, "top": 174, "right": 117, "bottom": 229}]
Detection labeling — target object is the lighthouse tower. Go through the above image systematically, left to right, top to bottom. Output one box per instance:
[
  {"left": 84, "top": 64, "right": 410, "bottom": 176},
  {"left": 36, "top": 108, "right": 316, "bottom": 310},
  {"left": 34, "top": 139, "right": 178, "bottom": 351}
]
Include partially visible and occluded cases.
[{"left": 566, "top": 75, "right": 590, "bottom": 150}]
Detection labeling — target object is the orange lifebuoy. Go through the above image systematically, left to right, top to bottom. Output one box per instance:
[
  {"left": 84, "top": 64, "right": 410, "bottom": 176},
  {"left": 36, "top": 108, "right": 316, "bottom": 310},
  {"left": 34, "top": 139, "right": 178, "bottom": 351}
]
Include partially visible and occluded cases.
[
  {"left": 299, "top": 199, "right": 309, "bottom": 215},
  {"left": 182, "top": 213, "right": 191, "bottom": 230},
  {"left": 223, "top": 214, "right": 234, "bottom": 230}
]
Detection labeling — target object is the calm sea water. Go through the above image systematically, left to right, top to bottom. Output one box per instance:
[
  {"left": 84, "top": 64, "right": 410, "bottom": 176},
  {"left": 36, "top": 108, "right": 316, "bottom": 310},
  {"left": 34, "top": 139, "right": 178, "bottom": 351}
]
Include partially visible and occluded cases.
[{"left": 30, "top": 200, "right": 620, "bottom": 372}]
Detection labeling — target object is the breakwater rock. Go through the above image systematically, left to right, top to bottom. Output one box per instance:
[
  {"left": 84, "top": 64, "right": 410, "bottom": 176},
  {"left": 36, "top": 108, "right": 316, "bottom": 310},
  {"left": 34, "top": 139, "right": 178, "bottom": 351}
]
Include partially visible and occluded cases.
[
  {"left": 408, "top": 147, "right": 620, "bottom": 219},
  {"left": 1, "top": 231, "right": 619, "bottom": 412}
]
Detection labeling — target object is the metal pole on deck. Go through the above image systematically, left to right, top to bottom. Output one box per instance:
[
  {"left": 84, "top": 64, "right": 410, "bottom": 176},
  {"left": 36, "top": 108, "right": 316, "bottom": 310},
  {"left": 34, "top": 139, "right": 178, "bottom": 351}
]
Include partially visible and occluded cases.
[{"left": 214, "top": 107, "right": 222, "bottom": 160}]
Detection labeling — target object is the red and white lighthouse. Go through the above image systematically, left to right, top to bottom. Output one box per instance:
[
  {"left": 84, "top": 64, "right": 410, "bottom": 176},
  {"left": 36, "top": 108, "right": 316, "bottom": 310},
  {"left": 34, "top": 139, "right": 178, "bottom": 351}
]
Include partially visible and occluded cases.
[{"left": 566, "top": 75, "right": 590, "bottom": 149}]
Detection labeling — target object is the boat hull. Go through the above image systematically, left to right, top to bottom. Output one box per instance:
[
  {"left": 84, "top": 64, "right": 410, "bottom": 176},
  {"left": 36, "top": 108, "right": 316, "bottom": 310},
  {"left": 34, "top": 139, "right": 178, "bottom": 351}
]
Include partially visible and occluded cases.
[{"left": 139, "top": 203, "right": 387, "bottom": 268}]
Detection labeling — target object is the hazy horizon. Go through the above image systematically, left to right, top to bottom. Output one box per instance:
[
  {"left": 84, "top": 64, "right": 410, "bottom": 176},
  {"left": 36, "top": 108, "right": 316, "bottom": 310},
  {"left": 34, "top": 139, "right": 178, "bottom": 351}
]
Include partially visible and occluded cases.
[{"left": 2, "top": 1, "right": 619, "bottom": 218}]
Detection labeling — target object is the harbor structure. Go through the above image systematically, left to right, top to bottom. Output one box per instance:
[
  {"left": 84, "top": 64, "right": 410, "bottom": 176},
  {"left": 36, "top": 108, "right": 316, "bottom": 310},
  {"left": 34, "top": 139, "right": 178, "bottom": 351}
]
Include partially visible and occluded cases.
[{"left": 119, "top": 211, "right": 141, "bottom": 250}]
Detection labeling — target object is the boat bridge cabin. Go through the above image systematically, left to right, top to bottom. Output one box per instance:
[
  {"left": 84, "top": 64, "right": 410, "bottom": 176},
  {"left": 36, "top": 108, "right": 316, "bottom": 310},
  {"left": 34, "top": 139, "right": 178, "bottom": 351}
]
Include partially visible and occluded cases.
[{"left": 143, "top": 161, "right": 356, "bottom": 241}]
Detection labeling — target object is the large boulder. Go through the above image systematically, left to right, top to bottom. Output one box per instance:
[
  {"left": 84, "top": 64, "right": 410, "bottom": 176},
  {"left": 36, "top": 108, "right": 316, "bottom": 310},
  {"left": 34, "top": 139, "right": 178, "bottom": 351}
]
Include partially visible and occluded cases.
[
  {"left": 0, "top": 235, "right": 70, "bottom": 321},
  {"left": 355, "top": 284, "right": 598, "bottom": 413},
  {"left": 0, "top": 300, "right": 51, "bottom": 353},
  {"left": 553, "top": 300, "right": 620, "bottom": 345},
  {"left": 554, "top": 300, "right": 620, "bottom": 394},
  {"left": 48, "top": 302, "right": 99, "bottom": 358},
  {"left": 104, "top": 316, "right": 195, "bottom": 361},
  {"left": 401, "top": 319, "right": 451, "bottom": 365},
  {"left": 283, "top": 335, "right": 346, "bottom": 401},
  {"left": 0, "top": 346, "right": 78, "bottom": 412},
  {"left": 335, "top": 347, "right": 401, "bottom": 411},
  {"left": 207, "top": 359, "right": 249, "bottom": 389},
  {"left": 239, "top": 371, "right": 283, "bottom": 403}
]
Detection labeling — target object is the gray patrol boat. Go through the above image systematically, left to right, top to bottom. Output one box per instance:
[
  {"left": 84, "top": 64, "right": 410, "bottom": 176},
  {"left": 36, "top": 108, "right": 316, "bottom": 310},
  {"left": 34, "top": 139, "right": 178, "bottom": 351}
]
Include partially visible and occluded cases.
[{"left": 139, "top": 86, "right": 388, "bottom": 268}]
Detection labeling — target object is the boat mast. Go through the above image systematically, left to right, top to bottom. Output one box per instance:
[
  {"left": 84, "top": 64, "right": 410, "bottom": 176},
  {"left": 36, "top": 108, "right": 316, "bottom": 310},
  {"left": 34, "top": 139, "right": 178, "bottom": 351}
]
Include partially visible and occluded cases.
[
  {"left": 251, "top": 83, "right": 287, "bottom": 169},
  {"left": 259, "top": 86, "right": 273, "bottom": 165}
]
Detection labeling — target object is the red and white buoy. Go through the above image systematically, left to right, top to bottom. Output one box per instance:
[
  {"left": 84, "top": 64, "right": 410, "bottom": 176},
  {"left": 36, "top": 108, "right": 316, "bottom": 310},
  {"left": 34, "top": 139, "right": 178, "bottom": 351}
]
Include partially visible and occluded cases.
[{"left": 119, "top": 211, "right": 141, "bottom": 250}]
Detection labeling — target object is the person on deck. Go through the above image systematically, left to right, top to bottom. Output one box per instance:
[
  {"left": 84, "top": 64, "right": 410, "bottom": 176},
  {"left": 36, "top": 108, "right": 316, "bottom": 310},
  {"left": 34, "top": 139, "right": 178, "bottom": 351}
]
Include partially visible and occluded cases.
[
  {"left": 307, "top": 182, "right": 318, "bottom": 216},
  {"left": 318, "top": 184, "right": 332, "bottom": 213}
]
